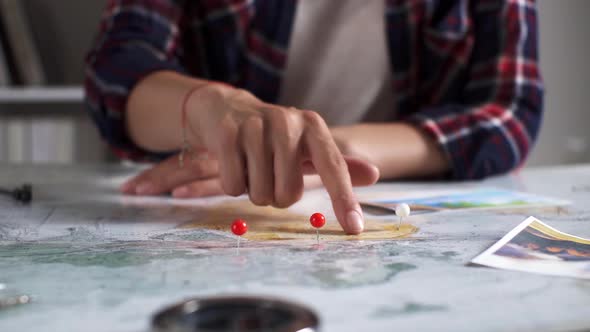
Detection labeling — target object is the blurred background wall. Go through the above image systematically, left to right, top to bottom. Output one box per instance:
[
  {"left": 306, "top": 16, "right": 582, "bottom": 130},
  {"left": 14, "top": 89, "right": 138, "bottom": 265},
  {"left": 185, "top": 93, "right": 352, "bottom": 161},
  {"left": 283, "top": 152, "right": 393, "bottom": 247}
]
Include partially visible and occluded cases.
[
  {"left": 0, "top": 0, "right": 588, "bottom": 167},
  {"left": 0, "top": 0, "right": 108, "bottom": 163},
  {"left": 25, "top": 0, "right": 106, "bottom": 85},
  {"left": 528, "top": 0, "right": 590, "bottom": 166}
]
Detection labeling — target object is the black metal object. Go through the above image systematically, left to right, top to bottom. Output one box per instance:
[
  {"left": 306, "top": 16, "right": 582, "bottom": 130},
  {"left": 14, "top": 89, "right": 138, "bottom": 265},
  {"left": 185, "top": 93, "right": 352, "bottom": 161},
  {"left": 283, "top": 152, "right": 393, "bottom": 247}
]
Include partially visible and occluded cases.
[
  {"left": 0, "top": 184, "right": 32, "bottom": 203},
  {"left": 152, "top": 296, "right": 319, "bottom": 332}
]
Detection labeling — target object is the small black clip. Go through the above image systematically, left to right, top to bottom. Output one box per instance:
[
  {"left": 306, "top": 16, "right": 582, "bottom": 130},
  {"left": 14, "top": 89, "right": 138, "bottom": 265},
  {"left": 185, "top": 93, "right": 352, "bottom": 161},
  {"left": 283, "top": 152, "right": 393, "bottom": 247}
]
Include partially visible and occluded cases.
[{"left": 0, "top": 184, "right": 32, "bottom": 204}]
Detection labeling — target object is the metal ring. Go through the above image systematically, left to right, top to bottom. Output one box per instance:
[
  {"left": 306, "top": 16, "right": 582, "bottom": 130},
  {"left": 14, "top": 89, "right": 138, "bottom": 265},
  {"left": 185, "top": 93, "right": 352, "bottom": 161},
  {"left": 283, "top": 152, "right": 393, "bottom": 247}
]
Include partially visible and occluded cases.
[{"left": 151, "top": 295, "right": 319, "bottom": 332}]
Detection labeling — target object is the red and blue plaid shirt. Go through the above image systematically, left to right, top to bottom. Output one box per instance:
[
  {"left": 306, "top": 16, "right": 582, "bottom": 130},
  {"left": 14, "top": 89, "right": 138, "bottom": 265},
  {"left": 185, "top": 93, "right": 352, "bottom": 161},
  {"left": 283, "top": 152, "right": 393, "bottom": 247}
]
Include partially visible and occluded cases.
[{"left": 85, "top": 0, "right": 543, "bottom": 180}]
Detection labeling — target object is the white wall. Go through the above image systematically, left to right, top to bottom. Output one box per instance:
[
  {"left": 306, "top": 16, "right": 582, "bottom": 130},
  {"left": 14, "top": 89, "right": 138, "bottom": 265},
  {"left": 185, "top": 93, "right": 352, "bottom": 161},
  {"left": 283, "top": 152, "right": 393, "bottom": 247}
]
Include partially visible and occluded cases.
[
  {"left": 0, "top": 0, "right": 108, "bottom": 163},
  {"left": 25, "top": 0, "right": 106, "bottom": 84},
  {"left": 527, "top": 0, "right": 590, "bottom": 166}
]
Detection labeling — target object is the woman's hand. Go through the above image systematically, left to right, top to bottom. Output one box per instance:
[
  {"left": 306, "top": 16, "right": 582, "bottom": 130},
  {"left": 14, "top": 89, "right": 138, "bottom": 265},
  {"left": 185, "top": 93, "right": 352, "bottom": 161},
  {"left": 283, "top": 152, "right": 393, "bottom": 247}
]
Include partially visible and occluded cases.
[
  {"left": 125, "top": 83, "right": 379, "bottom": 234},
  {"left": 121, "top": 153, "right": 379, "bottom": 198}
]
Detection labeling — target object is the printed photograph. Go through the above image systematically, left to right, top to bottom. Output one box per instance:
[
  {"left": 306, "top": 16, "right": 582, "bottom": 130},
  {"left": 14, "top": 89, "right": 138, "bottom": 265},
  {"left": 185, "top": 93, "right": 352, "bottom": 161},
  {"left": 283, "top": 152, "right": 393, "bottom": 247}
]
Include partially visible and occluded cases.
[
  {"left": 360, "top": 188, "right": 569, "bottom": 213},
  {"left": 471, "top": 217, "right": 590, "bottom": 279},
  {"left": 494, "top": 220, "right": 590, "bottom": 262}
]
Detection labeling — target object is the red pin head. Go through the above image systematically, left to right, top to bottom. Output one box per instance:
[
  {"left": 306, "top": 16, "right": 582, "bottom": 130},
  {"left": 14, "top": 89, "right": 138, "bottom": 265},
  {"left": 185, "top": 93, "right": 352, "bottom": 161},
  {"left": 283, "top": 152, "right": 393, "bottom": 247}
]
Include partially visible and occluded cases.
[
  {"left": 310, "top": 213, "right": 325, "bottom": 229},
  {"left": 231, "top": 219, "right": 248, "bottom": 236}
]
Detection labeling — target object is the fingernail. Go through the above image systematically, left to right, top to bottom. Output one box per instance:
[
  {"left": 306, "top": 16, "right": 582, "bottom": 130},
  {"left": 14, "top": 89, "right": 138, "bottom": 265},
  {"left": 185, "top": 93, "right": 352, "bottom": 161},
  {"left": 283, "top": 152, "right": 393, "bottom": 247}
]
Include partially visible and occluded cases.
[
  {"left": 136, "top": 182, "right": 154, "bottom": 195},
  {"left": 172, "top": 186, "right": 189, "bottom": 198},
  {"left": 346, "top": 210, "right": 364, "bottom": 234}
]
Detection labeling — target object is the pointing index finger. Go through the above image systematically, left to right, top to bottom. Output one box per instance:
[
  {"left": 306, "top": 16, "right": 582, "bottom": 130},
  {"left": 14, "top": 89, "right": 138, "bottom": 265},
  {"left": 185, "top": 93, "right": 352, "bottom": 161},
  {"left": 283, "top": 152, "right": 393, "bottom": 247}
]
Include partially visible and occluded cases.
[{"left": 301, "top": 111, "right": 364, "bottom": 234}]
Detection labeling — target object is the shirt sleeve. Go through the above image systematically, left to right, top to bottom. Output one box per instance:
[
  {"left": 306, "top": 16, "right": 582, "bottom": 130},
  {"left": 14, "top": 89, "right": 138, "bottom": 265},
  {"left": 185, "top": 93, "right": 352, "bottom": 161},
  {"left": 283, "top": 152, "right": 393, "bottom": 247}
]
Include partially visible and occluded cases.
[
  {"left": 84, "top": 0, "right": 187, "bottom": 161},
  {"left": 406, "top": 0, "right": 543, "bottom": 180}
]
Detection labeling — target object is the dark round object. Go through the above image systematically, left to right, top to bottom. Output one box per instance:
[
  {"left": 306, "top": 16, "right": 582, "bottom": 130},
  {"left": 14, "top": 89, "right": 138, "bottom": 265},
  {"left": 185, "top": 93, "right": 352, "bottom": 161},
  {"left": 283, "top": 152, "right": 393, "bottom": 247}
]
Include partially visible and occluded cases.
[
  {"left": 0, "top": 183, "right": 32, "bottom": 203},
  {"left": 14, "top": 184, "right": 32, "bottom": 203},
  {"left": 151, "top": 296, "right": 319, "bottom": 332}
]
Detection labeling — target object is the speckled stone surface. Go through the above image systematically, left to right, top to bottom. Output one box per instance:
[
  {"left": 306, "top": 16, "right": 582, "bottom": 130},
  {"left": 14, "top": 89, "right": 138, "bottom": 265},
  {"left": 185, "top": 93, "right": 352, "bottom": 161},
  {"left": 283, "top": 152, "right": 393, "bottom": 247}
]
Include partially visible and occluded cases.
[{"left": 0, "top": 164, "right": 589, "bottom": 332}]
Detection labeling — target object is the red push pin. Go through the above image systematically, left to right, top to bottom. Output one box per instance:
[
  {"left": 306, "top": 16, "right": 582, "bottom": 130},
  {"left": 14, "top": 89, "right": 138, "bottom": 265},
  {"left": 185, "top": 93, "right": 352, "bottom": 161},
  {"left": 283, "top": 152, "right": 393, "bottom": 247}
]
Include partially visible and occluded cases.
[
  {"left": 310, "top": 213, "right": 326, "bottom": 244},
  {"left": 231, "top": 219, "right": 248, "bottom": 249}
]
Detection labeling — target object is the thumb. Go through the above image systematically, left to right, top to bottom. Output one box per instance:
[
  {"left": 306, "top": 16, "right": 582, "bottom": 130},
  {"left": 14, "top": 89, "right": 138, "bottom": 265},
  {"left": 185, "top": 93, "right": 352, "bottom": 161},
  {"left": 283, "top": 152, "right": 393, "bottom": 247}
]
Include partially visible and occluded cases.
[
  {"left": 302, "top": 156, "right": 380, "bottom": 186},
  {"left": 343, "top": 156, "right": 380, "bottom": 186}
]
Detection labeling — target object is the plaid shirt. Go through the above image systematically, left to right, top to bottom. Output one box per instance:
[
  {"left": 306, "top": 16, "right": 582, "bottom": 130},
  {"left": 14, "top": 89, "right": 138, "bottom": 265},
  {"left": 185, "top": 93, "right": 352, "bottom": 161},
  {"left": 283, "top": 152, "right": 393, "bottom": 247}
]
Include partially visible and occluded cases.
[{"left": 85, "top": 0, "right": 543, "bottom": 180}]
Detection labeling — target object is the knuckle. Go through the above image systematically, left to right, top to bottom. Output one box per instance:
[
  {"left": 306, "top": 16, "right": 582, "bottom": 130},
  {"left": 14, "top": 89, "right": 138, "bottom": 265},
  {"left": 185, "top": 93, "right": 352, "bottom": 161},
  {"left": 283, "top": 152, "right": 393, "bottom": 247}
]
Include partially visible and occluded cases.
[
  {"left": 200, "top": 83, "right": 225, "bottom": 100},
  {"left": 233, "top": 88, "right": 255, "bottom": 100},
  {"left": 269, "top": 107, "right": 290, "bottom": 126},
  {"left": 270, "top": 108, "right": 301, "bottom": 145},
  {"left": 301, "top": 110, "right": 326, "bottom": 129},
  {"left": 219, "top": 112, "right": 234, "bottom": 127},
  {"left": 242, "top": 116, "right": 264, "bottom": 135},
  {"left": 335, "top": 138, "right": 357, "bottom": 157},
  {"left": 249, "top": 178, "right": 274, "bottom": 206},
  {"left": 222, "top": 179, "right": 245, "bottom": 197},
  {"left": 274, "top": 180, "right": 303, "bottom": 208},
  {"left": 224, "top": 185, "right": 244, "bottom": 197},
  {"left": 249, "top": 192, "right": 272, "bottom": 206},
  {"left": 273, "top": 192, "right": 301, "bottom": 209},
  {"left": 273, "top": 197, "right": 294, "bottom": 209}
]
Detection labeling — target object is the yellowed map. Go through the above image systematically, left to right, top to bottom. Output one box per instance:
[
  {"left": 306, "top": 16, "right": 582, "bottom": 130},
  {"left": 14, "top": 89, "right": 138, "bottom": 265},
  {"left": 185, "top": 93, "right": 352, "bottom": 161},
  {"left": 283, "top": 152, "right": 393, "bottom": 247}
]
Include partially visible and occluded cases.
[{"left": 181, "top": 200, "right": 417, "bottom": 241}]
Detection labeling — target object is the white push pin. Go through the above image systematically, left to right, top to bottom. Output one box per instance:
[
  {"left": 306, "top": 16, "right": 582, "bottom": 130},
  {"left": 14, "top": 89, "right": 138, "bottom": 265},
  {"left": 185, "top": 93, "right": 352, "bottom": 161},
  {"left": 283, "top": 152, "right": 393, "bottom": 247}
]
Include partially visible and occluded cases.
[{"left": 395, "top": 203, "right": 411, "bottom": 230}]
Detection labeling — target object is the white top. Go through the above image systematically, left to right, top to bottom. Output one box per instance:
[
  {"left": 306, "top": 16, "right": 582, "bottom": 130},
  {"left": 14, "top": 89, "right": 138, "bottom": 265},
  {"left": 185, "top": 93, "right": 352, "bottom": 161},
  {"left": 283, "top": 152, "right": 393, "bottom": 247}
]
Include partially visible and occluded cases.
[{"left": 279, "top": 0, "right": 395, "bottom": 126}]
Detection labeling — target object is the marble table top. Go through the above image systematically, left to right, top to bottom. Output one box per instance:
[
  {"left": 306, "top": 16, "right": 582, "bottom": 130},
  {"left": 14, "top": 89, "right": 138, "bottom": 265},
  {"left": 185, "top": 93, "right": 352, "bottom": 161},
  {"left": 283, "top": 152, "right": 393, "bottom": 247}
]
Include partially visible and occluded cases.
[{"left": 0, "top": 163, "right": 589, "bottom": 332}]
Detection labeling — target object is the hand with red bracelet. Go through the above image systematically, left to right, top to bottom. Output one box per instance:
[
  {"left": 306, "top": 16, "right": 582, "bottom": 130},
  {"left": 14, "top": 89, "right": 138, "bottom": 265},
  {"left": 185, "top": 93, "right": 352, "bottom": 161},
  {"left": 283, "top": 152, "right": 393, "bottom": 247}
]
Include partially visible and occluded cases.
[
  {"left": 122, "top": 73, "right": 380, "bottom": 234},
  {"left": 122, "top": 152, "right": 379, "bottom": 202}
]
